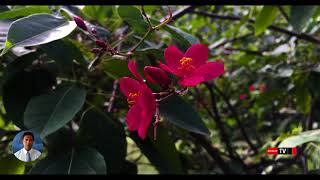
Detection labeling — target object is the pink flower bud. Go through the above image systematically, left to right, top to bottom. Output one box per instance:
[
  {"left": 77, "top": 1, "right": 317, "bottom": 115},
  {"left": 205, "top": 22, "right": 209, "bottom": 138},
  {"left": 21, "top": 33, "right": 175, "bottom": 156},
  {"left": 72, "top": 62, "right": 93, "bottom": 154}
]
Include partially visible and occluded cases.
[
  {"left": 73, "top": 16, "right": 87, "bottom": 31},
  {"left": 95, "top": 39, "right": 107, "bottom": 49},
  {"left": 144, "top": 66, "right": 171, "bottom": 88},
  {"left": 249, "top": 85, "right": 255, "bottom": 92},
  {"left": 239, "top": 94, "right": 247, "bottom": 101}
]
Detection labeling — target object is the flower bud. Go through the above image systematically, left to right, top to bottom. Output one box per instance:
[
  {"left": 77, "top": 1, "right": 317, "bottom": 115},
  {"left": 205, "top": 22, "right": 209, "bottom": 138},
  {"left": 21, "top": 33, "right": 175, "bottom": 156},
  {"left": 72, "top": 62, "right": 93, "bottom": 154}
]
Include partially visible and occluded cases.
[
  {"left": 73, "top": 16, "right": 87, "bottom": 31},
  {"left": 91, "top": 27, "right": 97, "bottom": 34},
  {"left": 95, "top": 39, "right": 107, "bottom": 49},
  {"left": 91, "top": 48, "right": 101, "bottom": 54},
  {"left": 144, "top": 66, "right": 171, "bottom": 88},
  {"left": 249, "top": 85, "right": 255, "bottom": 92},
  {"left": 239, "top": 94, "right": 247, "bottom": 100}
]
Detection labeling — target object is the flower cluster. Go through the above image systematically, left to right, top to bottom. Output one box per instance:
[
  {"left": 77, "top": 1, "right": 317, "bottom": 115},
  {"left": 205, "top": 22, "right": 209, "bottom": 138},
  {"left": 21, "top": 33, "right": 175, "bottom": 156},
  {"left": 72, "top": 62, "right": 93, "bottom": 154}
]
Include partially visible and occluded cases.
[
  {"left": 73, "top": 16, "right": 225, "bottom": 140},
  {"left": 119, "top": 44, "right": 225, "bottom": 140}
]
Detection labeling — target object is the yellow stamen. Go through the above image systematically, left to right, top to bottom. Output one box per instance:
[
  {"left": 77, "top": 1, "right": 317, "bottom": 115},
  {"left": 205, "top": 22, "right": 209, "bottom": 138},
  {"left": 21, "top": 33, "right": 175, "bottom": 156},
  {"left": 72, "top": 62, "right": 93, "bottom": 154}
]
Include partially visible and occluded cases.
[
  {"left": 178, "top": 57, "right": 195, "bottom": 72},
  {"left": 127, "top": 92, "right": 140, "bottom": 107}
]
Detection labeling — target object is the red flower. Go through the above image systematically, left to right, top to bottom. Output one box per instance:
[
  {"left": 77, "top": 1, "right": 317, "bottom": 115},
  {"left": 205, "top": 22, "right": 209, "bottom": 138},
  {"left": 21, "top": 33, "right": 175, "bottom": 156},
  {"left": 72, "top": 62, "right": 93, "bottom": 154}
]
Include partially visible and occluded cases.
[
  {"left": 159, "top": 44, "right": 224, "bottom": 87},
  {"left": 119, "top": 60, "right": 156, "bottom": 139},
  {"left": 144, "top": 66, "right": 171, "bottom": 89},
  {"left": 259, "top": 83, "right": 266, "bottom": 93},
  {"left": 249, "top": 85, "right": 255, "bottom": 92},
  {"left": 239, "top": 94, "right": 247, "bottom": 100}
]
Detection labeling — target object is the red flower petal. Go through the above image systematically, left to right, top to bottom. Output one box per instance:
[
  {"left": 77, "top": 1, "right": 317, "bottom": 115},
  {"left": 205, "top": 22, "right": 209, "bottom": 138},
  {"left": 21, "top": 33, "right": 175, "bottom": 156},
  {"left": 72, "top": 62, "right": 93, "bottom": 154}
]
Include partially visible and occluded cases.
[
  {"left": 184, "top": 44, "right": 208, "bottom": 68},
  {"left": 164, "top": 45, "right": 184, "bottom": 70},
  {"left": 128, "top": 60, "right": 144, "bottom": 82},
  {"left": 159, "top": 61, "right": 184, "bottom": 77},
  {"left": 178, "top": 61, "right": 224, "bottom": 87},
  {"left": 144, "top": 66, "right": 171, "bottom": 88},
  {"left": 178, "top": 76, "right": 205, "bottom": 87},
  {"left": 119, "top": 77, "right": 142, "bottom": 97},
  {"left": 137, "top": 86, "right": 156, "bottom": 139},
  {"left": 126, "top": 104, "right": 142, "bottom": 131}
]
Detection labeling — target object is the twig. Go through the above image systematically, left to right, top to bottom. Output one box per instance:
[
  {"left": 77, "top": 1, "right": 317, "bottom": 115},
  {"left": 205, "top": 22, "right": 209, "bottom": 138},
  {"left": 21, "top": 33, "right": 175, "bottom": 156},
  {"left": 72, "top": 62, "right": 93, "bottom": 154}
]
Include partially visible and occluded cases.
[
  {"left": 128, "top": 6, "right": 172, "bottom": 55},
  {"left": 161, "top": 6, "right": 197, "bottom": 23},
  {"left": 278, "top": 6, "right": 290, "bottom": 23},
  {"left": 191, "top": 11, "right": 320, "bottom": 45},
  {"left": 210, "top": 32, "right": 253, "bottom": 49},
  {"left": 224, "top": 47, "right": 263, "bottom": 56},
  {"left": 88, "top": 51, "right": 104, "bottom": 70},
  {"left": 107, "top": 80, "right": 119, "bottom": 113},
  {"left": 208, "top": 82, "right": 259, "bottom": 155},
  {"left": 201, "top": 84, "right": 249, "bottom": 172},
  {"left": 191, "top": 133, "right": 232, "bottom": 174},
  {"left": 300, "top": 155, "right": 308, "bottom": 174}
]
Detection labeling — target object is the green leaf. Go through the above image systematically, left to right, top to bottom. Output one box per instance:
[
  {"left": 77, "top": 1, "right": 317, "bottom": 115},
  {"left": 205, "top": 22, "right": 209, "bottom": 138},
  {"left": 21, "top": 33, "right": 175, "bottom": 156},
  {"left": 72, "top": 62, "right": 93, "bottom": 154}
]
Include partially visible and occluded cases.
[
  {"left": 0, "top": 6, "right": 51, "bottom": 20},
  {"left": 0, "top": 6, "right": 10, "bottom": 13},
  {"left": 82, "top": 6, "right": 112, "bottom": 25},
  {"left": 117, "top": 6, "right": 148, "bottom": 35},
  {"left": 118, "top": 6, "right": 148, "bottom": 35},
  {"left": 254, "top": 6, "right": 278, "bottom": 36},
  {"left": 289, "top": 6, "right": 317, "bottom": 32},
  {"left": 1, "top": 13, "right": 77, "bottom": 56},
  {"left": 150, "top": 18, "right": 199, "bottom": 50},
  {"left": 40, "top": 39, "right": 86, "bottom": 73},
  {"left": 135, "top": 47, "right": 164, "bottom": 60},
  {"left": 103, "top": 59, "right": 131, "bottom": 79},
  {"left": 2, "top": 69, "right": 56, "bottom": 128},
  {"left": 24, "top": 84, "right": 87, "bottom": 138},
  {"left": 296, "top": 87, "right": 311, "bottom": 114},
  {"left": 159, "top": 95, "right": 210, "bottom": 136},
  {"left": 78, "top": 108, "right": 127, "bottom": 173},
  {"left": 130, "top": 123, "right": 183, "bottom": 174},
  {"left": 45, "top": 127, "right": 73, "bottom": 154},
  {"left": 278, "top": 129, "right": 320, "bottom": 148},
  {"left": 30, "top": 147, "right": 106, "bottom": 174},
  {"left": 0, "top": 155, "right": 25, "bottom": 174}
]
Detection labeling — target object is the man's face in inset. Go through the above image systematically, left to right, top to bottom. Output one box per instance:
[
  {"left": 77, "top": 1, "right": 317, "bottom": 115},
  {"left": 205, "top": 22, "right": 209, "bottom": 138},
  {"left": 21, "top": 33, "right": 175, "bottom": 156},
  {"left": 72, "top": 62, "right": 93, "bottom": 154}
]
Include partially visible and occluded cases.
[{"left": 22, "top": 135, "right": 34, "bottom": 151}]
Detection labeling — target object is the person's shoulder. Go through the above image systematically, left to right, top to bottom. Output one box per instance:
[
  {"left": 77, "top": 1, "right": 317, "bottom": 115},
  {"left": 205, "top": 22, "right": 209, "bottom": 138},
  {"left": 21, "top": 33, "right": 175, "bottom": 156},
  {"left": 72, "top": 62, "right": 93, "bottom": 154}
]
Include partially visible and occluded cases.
[
  {"left": 14, "top": 148, "right": 23, "bottom": 156},
  {"left": 31, "top": 148, "right": 41, "bottom": 155}
]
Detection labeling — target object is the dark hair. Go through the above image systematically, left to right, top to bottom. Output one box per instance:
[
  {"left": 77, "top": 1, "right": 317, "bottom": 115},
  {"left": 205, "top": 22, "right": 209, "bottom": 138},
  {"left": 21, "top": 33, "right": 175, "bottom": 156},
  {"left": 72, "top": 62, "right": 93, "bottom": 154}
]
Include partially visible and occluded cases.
[{"left": 21, "top": 131, "right": 34, "bottom": 141}]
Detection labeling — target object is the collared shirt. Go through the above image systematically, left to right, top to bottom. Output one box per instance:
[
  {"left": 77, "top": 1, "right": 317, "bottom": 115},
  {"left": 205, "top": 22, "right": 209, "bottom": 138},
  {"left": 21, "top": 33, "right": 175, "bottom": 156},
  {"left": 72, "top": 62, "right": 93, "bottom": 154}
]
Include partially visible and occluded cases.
[{"left": 14, "top": 148, "right": 41, "bottom": 162}]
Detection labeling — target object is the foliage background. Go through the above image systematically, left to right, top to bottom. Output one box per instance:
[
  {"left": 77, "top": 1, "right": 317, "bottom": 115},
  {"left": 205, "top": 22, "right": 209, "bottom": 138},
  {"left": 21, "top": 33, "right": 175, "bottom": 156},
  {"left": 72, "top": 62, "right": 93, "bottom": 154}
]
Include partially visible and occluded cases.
[{"left": 1, "top": 5, "right": 320, "bottom": 174}]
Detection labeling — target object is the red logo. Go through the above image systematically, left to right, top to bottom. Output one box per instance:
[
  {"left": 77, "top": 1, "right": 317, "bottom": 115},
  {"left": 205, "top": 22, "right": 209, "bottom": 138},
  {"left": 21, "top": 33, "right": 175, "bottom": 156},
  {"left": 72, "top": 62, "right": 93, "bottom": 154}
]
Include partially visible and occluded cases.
[{"left": 267, "top": 147, "right": 297, "bottom": 155}]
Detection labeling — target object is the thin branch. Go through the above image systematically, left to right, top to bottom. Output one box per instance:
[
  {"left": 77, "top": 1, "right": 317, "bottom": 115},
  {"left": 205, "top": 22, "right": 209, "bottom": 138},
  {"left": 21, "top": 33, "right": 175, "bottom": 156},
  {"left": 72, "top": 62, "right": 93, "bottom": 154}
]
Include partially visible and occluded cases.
[
  {"left": 161, "top": 5, "right": 197, "bottom": 23},
  {"left": 128, "top": 6, "right": 172, "bottom": 55},
  {"left": 141, "top": 6, "right": 153, "bottom": 28},
  {"left": 278, "top": 6, "right": 290, "bottom": 23},
  {"left": 191, "top": 10, "right": 320, "bottom": 45},
  {"left": 210, "top": 32, "right": 253, "bottom": 49},
  {"left": 224, "top": 47, "right": 264, "bottom": 56},
  {"left": 107, "top": 80, "right": 119, "bottom": 113},
  {"left": 208, "top": 82, "right": 259, "bottom": 155},
  {"left": 202, "top": 84, "right": 249, "bottom": 172},
  {"left": 195, "top": 87, "right": 237, "bottom": 159},
  {"left": 191, "top": 133, "right": 232, "bottom": 174},
  {"left": 300, "top": 155, "right": 309, "bottom": 174}
]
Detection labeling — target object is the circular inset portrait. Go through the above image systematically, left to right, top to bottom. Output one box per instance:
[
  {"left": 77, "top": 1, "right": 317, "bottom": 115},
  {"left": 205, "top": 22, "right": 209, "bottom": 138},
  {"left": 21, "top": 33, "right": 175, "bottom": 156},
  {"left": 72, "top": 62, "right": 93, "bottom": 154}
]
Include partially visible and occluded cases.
[{"left": 12, "top": 131, "right": 43, "bottom": 162}]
